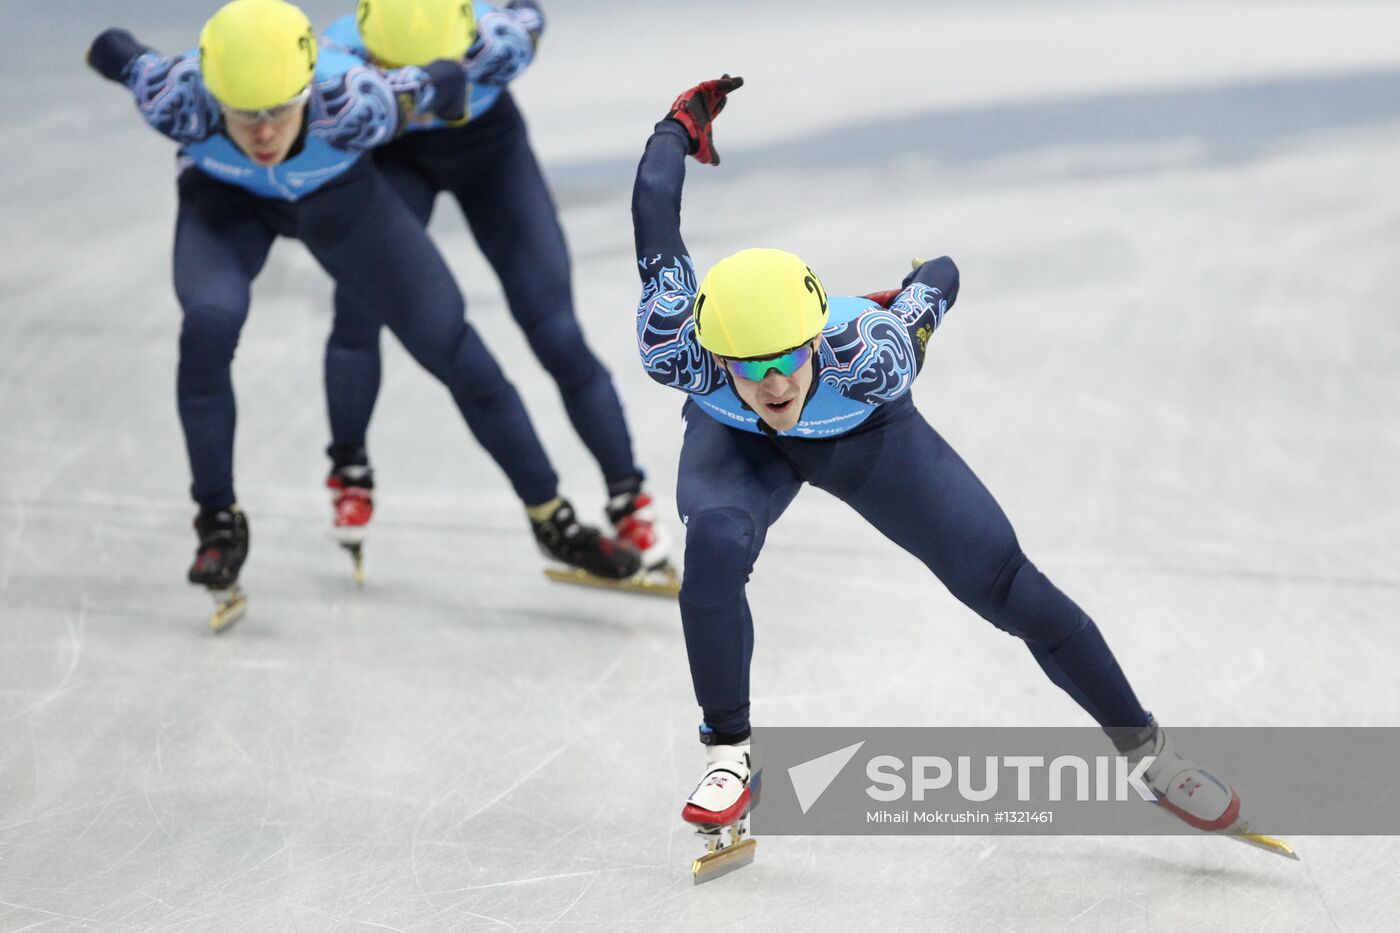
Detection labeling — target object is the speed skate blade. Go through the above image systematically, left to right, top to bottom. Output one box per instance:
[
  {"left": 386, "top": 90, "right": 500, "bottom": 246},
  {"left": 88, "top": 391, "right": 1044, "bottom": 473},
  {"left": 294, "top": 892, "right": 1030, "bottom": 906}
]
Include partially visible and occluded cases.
[
  {"left": 339, "top": 541, "right": 365, "bottom": 586},
  {"left": 543, "top": 565, "right": 680, "bottom": 599},
  {"left": 208, "top": 588, "right": 247, "bottom": 634},
  {"left": 1229, "top": 825, "right": 1299, "bottom": 861},
  {"left": 691, "top": 838, "right": 756, "bottom": 885}
]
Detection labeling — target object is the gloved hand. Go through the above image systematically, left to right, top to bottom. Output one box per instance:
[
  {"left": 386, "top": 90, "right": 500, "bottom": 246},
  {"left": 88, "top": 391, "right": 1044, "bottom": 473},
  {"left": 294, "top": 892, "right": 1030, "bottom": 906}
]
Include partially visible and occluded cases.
[
  {"left": 87, "top": 28, "right": 149, "bottom": 82},
  {"left": 423, "top": 59, "right": 468, "bottom": 122},
  {"left": 665, "top": 74, "right": 743, "bottom": 166},
  {"left": 869, "top": 257, "right": 935, "bottom": 305},
  {"left": 863, "top": 289, "right": 901, "bottom": 308}
]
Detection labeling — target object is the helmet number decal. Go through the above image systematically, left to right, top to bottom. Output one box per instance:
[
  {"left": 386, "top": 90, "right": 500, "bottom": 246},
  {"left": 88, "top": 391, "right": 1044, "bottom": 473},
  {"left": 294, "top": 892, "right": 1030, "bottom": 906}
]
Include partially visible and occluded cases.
[
  {"left": 299, "top": 27, "right": 316, "bottom": 70},
  {"left": 804, "top": 268, "right": 828, "bottom": 315}
]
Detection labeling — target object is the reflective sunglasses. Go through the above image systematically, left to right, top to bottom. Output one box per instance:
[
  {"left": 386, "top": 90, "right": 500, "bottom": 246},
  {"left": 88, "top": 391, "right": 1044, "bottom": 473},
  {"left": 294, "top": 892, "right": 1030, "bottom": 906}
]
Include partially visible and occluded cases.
[
  {"left": 221, "top": 86, "right": 311, "bottom": 129},
  {"left": 724, "top": 343, "right": 814, "bottom": 382}
]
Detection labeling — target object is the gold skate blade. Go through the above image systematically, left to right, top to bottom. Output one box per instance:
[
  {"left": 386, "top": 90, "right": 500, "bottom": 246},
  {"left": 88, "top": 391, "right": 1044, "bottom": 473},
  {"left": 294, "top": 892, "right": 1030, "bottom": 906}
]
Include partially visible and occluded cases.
[
  {"left": 339, "top": 541, "right": 365, "bottom": 586},
  {"left": 543, "top": 565, "right": 680, "bottom": 598},
  {"left": 208, "top": 588, "right": 247, "bottom": 634},
  {"left": 1229, "top": 825, "right": 1299, "bottom": 861},
  {"left": 691, "top": 837, "right": 756, "bottom": 885}
]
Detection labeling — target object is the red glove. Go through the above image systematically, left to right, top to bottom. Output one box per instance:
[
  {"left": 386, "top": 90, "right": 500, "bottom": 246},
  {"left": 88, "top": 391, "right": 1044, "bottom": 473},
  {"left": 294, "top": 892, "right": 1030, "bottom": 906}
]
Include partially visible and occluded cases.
[
  {"left": 666, "top": 74, "right": 744, "bottom": 165},
  {"left": 863, "top": 289, "right": 901, "bottom": 309}
]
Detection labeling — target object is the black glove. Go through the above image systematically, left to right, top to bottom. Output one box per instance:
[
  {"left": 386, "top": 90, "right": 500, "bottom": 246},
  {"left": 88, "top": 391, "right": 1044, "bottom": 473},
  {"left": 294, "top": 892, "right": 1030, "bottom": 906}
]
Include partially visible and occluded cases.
[
  {"left": 87, "top": 28, "right": 149, "bottom": 82},
  {"left": 423, "top": 59, "right": 468, "bottom": 123},
  {"left": 665, "top": 74, "right": 743, "bottom": 165}
]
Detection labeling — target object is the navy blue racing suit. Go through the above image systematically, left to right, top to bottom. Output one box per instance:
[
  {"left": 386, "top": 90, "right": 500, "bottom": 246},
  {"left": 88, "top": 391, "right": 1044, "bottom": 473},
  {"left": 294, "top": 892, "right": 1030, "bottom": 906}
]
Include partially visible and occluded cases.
[
  {"left": 321, "top": 1, "right": 642, "bottom": 495},
  {"left": 90, "top": 31, "right": 559, "bottom": 510},
  {"left": 633, "top": 119, "right": 1151, "bottom": 738}
]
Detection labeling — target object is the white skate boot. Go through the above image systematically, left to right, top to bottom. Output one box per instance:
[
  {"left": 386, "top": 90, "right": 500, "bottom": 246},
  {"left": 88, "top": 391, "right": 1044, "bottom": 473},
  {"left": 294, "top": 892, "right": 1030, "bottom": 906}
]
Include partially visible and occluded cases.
[
  {"left": 1130, "top": 726, "right": 1297, "bottom": 860},
  {"left": 683, "top": 740, "right": 758, "bottom": 883}
]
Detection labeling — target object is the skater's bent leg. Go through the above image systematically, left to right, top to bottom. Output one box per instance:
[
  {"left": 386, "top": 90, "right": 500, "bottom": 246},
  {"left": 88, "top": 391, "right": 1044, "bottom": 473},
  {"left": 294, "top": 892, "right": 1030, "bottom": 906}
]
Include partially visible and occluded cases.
[
  {"left": 458, "top": 108, "right": 640, "bottom": 487},
  {"left": 324, "top": 160, "right": 438, "bottom": 460},
  {"left": 303, "top": 167, "right": 558, "bottom": 506},
  {"left": 172, "top": 172, "right": 275, "bottom": 510},
  {"left": 325, "top": 291, "right": 382, "bottom": 457},
  {"left": 676, "top": 407, "right": 802, "bottom": 735},
  {"left": 824, "top": 408, "right": 1149, "bottom": 728}
]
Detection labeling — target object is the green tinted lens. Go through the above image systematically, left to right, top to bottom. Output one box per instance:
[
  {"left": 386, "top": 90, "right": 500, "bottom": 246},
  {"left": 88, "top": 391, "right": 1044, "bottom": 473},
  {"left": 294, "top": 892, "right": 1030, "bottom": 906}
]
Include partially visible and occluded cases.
[{"left": 728, "top": 344, "right": 813, "bottom": 381}]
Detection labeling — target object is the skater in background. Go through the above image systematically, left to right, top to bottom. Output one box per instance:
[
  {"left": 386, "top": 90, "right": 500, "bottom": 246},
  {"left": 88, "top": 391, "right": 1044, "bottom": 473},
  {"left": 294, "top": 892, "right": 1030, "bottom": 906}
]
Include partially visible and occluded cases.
[
  {"left": 85, "top": 0, "right": 640, "bottom": 630},
  {"left": 319, "top": 0, "right": 672, "bottom": 582},
  {"left": 631, "top": 76, "right": 1293, "bottom": 878}
]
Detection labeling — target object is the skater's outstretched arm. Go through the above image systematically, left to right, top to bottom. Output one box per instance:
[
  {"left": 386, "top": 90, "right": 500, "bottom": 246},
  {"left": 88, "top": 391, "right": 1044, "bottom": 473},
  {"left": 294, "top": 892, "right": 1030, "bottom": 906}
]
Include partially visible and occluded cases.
[
  {"left": 467, "top": 0, "right": 545, "bottom": 86},
  {"left": 86, "top": 28, "right": 468, "bottom": 149},
  {"left": 87, "top": 32, "right": 221, "bottom": 145},
  {"left": 313, "top": 60, "right": 468, "bottom": 147},
  {"left": 633, "top": 76, "right": 743, "bottom": 394},
  {"left": 819, "top": 257, "right": 960, "bottom": 405}
]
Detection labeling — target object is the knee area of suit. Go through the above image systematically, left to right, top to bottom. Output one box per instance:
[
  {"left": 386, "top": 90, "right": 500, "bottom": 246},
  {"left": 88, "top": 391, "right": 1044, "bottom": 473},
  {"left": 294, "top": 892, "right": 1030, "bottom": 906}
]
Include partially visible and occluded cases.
[
  {"left": 178, "top": 305, "right": 245, "bottom": 359},
  {"left": 328, "top": 317, "right": 383, "bottom": 351},
  {"left": 525, "top": 317, "right": 595, "bottom": 377},
  {"left": 681, "top": 509, "right": 758, "bottom": 596},
  {"left": 953, "top": 548, "right": 1031, "bottom": 622}
]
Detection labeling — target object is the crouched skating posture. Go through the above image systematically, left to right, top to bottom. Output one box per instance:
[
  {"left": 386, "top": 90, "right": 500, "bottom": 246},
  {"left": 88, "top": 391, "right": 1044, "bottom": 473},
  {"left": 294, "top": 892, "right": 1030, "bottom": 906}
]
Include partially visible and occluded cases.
[{"left": 630, "top": 76, "right": 1295, "bottom": 881}]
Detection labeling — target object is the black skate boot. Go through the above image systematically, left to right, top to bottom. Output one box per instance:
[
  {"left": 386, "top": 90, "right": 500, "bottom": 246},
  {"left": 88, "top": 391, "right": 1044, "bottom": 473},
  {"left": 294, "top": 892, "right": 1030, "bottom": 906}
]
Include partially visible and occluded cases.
[
  {"left": 531, "top": 498, "right": 641, "bottom": 581},
  {"left": 188, "top": 506, "right": 249, "bottom": 632}
]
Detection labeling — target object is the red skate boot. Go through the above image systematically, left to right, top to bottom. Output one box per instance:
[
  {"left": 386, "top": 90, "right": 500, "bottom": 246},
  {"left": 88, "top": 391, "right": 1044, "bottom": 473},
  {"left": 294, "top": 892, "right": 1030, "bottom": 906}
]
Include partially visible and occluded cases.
[
  {"left": 327, "top": 463, "right": 373, "bottom": 583},
  {"left": 606, "top": 484, "right": 680, "bottom": 597}
]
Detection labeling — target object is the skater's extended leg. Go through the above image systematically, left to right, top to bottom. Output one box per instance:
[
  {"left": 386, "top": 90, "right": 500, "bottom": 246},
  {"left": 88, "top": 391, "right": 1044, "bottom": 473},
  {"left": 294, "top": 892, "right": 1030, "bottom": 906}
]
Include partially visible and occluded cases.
[
  {"left": 456, "top": 97, "right": 641, "bottom": 490},
  {"left": 325, "top": 160, "right": 439, "bottom": 460},
  {"left": 303, "top": 166, "right": 559, "bottom": 507},
  {"left": 172, "top": 171, "right": 276, "bottom": 511},
  {"left": 798, "top": 401, "right": 1149, "bottom": 729},
  {"left": 676, "top": 404, "right": 803, "bottom": 737}
]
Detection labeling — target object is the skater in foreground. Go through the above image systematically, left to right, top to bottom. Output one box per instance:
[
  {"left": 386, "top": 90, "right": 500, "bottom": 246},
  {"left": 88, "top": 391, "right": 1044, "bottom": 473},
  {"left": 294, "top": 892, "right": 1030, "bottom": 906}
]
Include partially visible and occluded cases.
[
  {"left": 85, "top": 0, "right": 641, "bottom": 631},
  {"left": 318, "top": 0, "right": 674, "bottom": 591},
  {"left": 631, "top": 76, "right": 1296, "bottom": 882}
]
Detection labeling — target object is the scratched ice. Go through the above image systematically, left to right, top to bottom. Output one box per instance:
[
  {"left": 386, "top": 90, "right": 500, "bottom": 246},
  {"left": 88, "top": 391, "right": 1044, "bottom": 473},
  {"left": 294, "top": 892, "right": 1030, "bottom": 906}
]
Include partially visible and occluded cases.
[{"left": 2, "top": 1, "right": 1399, "bottom": 930}]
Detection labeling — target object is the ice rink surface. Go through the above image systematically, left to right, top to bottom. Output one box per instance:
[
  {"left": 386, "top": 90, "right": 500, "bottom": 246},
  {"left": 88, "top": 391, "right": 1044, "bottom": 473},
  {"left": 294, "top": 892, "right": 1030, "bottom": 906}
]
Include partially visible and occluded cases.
[{"left": 3, "top": 1, "right": 1400, "bottom": 929}]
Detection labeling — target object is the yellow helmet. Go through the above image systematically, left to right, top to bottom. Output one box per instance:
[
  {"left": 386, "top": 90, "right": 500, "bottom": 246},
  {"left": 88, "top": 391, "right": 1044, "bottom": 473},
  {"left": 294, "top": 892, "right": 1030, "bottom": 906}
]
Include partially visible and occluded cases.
[
  {"left": 200, "top": 0, "right": 317, "bottom": 110},
  {"left": 357, "top": 0, "right": 477, "bottom": 68},
  {"left": 694, "top": 248, "right": 829, "bottom": 359}
]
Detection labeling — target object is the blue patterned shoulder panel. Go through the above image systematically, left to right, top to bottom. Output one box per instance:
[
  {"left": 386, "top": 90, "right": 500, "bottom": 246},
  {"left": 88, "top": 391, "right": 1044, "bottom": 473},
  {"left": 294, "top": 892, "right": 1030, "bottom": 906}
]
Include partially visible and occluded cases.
[
  {"left": 467, "top": 2, "right": 542, "bottom": 86},
  {"left": 126, "top": 52, "right": 221, "bottom": 143},
  {"left": 309, "top": 61, "right": 407, "bottom": 150},
  {"left": 636, "top": 255, "right": 723, "bottom": 395},
  {"left": 819, "top": 283, "right": 949, "bottom": 405}
]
